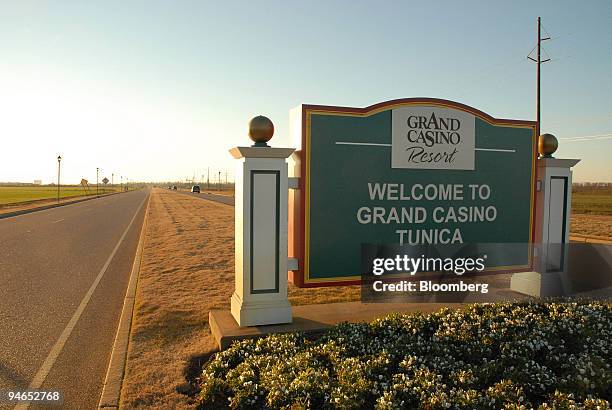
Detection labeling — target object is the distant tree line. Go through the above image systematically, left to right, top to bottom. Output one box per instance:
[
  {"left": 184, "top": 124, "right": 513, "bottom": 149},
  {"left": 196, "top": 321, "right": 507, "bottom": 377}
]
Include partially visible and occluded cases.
[{"left": 573, "top": 182, "right": 612, "bottom": 193}]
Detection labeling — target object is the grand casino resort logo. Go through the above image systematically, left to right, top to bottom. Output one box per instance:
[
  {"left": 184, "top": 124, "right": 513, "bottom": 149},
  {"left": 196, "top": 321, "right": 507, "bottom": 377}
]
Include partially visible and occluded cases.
[
  {"left": 391, "top": 106, "right": 476, "bottom": 170},
  {"left": 406, "top": 113, "right": 461, "bottom": 162}
]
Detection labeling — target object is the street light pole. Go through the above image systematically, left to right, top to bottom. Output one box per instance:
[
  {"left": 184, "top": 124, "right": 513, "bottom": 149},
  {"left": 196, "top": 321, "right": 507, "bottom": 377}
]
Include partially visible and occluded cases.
[
  {"left": 57, "top": 155, "right": 62, "bottom": 204},
  {"left": 96, "top": 167, "right": 99, "bottom": 197}
]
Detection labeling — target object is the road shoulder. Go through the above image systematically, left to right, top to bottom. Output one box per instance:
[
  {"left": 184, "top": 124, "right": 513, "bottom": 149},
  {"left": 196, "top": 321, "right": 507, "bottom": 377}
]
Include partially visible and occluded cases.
[{"left": 99, "top": 194, "right": 151, "bottom": 408}]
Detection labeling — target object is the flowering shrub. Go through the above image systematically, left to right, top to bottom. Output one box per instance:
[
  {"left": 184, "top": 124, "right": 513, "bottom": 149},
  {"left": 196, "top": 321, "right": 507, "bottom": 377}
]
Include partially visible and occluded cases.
[{"left": 198, "top": 302, "right": 612, "bottom": 409}]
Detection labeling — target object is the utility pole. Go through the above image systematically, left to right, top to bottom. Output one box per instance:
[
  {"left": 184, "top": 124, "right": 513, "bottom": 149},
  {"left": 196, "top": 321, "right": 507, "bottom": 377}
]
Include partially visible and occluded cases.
[
  {"left": 528, "top": 17, "right": 551, "bottom": 138},
  {"left": 57, "top": 155, "right": 62, "bottom": 204},
  {"left": 96, "top": 167, "right": 99, "bottom": 197},
  {"left": 207, "top": 167, "right": 210, "bottom": 190},
  {"left": 218, "top": 171, "right": 221, "bottom": 190},
  {"left": 112, "top": 173, "right": 114, "bottom": 186}
]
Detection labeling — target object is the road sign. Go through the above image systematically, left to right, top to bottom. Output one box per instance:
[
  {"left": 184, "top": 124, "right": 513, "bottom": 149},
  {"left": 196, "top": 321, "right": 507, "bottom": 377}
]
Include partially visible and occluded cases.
[
  {"left": 289, "top": 98, "right": 537, "bottom": 287},
  {"left": 102, "top": 177, "right": 109, "bottom": 185}
]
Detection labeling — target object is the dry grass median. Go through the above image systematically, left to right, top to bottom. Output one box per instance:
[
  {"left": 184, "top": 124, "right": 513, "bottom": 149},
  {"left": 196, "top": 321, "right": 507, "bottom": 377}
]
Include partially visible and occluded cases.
[
  {"left": 120, "top": 188, "right": 358, "bottom": 408},
  {"left": 120, "top": 188, "right": 234, "bottom": 408}
]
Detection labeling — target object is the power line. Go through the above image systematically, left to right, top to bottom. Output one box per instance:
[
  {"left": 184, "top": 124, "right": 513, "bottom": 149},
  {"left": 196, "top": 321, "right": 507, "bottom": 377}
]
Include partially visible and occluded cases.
[
  {"left": 540, "top": 22, "right": 553, "bottom": 40},
  {"left": 561, "top": 133, "right": 612, "bottom": 142}
]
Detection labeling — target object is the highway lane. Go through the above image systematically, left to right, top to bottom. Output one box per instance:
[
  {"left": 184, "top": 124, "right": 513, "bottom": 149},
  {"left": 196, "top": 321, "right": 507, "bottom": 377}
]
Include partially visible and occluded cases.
[
  {"left": 0, "top": 189, "right": 149, "bottom": 409},
  {"left": 177, "top": 190, "right": 235, "bottom": 206}
]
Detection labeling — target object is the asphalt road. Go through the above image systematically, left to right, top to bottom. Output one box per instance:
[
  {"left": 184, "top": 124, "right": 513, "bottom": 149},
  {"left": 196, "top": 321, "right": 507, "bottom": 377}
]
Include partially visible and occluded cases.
[
  {"left": 0, "top": 189, "right": 149, "bottom": 409},
  {"left": 177, "top": 190, "right": 235, "bottom": 206}
]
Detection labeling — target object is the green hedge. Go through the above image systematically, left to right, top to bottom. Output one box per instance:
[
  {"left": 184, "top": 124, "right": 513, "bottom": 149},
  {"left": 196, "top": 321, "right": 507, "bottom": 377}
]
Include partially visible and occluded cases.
[{"left": 198, "top": 302, "right": 611, "bottom": 409}]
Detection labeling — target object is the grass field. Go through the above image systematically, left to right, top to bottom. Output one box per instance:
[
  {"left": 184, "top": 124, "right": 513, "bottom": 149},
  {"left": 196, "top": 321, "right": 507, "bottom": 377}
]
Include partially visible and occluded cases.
[
  {"left": 0, "top": 185, "right": 119, "bottom": 206},
  {"left": 572, "top": 185, "right": 612, "bottom": 215},
  {"left": 570, "top": 186, "right": 612, "bottom": 238}
]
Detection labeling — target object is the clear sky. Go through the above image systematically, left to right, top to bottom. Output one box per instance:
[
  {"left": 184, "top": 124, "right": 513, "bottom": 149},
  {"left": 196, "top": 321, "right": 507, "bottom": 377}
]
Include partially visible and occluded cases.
[{"left": 1, "top": 1, "right": 611, "bottom": 184}]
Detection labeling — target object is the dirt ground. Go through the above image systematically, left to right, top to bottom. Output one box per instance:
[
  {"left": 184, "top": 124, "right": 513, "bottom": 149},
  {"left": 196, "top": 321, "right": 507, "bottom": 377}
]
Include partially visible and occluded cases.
[
  {"left": 120, "top": 189, "right": 358, "bottom": 408},
  {"left": 571, "top": 213, "right": 612, "bottom": 240}
]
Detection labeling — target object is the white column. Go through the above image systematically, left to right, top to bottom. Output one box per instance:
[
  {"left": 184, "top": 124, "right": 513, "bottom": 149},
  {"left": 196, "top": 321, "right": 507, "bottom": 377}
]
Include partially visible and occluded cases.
[
  {"left": 230, "top": 146, "right": 295, "bottom": 326},
  {"left": 510, "top": 158, "right": 580, "bottom": 297}
]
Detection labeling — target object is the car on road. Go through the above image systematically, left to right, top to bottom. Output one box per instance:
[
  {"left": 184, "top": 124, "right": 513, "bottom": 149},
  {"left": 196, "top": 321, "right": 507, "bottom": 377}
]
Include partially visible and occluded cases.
[
  {"left": 172, "top": 185, "right": 177, "bottom": 190},
  {"left": 191, "top": 185, "right": 201, "bottom": 193}
]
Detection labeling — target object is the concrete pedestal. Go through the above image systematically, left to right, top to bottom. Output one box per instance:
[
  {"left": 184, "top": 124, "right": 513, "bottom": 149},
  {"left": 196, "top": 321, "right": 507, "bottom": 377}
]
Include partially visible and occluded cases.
[
  {"left": 510, "top": 270, "right": 565, "bottom": 297},
  {"left": 212, "top": 301, "right": 466, "bottom": 350}
]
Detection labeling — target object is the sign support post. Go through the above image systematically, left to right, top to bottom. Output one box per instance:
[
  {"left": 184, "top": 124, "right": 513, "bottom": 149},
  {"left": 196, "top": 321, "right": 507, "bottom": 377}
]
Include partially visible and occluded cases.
[
  {"left": 230, "top": 116, "right": 294, "bottom": 327},
  {"left": 511, "top": 134, "right": 580, "bottom": 296}
]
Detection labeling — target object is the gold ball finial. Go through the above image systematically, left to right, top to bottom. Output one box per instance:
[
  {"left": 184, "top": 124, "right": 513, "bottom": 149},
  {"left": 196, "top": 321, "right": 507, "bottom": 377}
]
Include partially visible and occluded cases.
[
  {"left": 248, "top": 116, "right": 274, "bottom": 147},
  {"left": 538, "top": 133, "right": 558, "bottom": 158}
]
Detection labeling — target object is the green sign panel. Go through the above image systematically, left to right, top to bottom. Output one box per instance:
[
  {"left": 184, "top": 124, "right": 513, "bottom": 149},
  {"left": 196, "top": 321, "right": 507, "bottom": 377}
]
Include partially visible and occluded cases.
[{"left": 290, "top": 98, "right": 537, "bottom": 287}]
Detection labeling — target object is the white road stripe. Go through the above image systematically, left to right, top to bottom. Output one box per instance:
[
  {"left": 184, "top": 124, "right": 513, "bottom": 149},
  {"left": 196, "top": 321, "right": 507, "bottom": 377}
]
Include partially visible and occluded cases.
[
  {"left": 334, "top": 141, "right": 516, "bottom": 153},
  {"left": 14, "top": 193, "right": 147, "bottom": 410},
  {"left": 52, "top": 219, "right": 64, "bottom": 224}
]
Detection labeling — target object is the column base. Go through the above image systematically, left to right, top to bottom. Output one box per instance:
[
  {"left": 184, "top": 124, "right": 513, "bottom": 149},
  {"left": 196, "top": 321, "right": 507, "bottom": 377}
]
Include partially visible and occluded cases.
[
  {"left": 510, "top": 271, "right": 566, "bottom": 297},
  {"left": 231, "top": 293, "right": 293, "bottom": 327}
]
